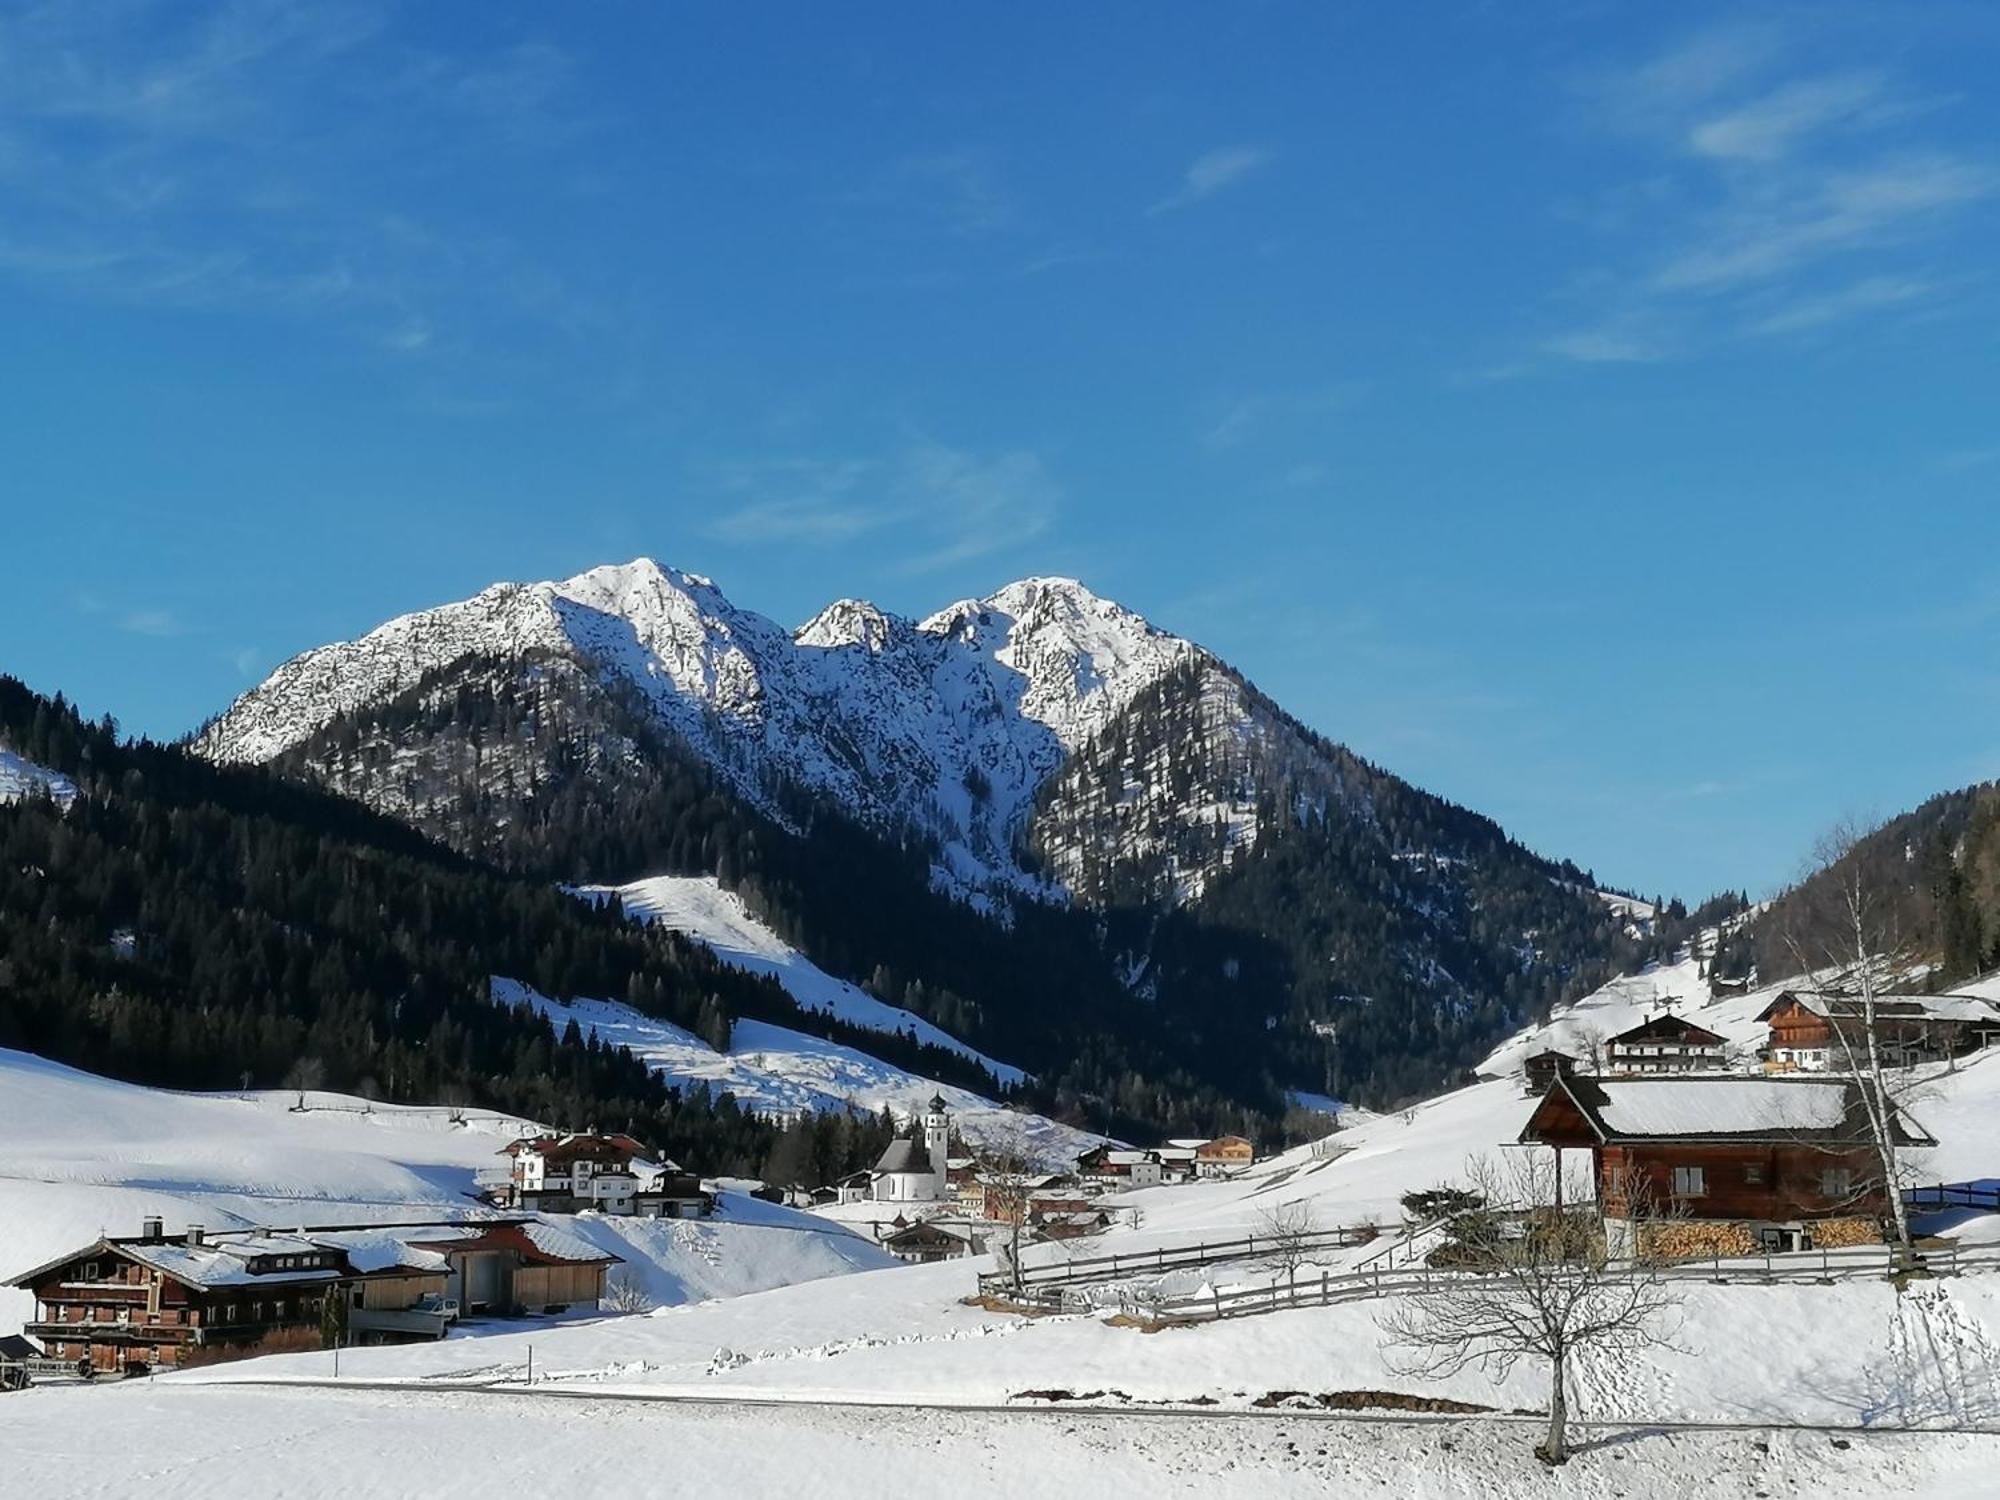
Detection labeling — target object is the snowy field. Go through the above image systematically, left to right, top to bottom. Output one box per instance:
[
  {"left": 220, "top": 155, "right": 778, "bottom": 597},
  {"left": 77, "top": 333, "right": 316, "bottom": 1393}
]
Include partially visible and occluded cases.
[
  {"left": 493, "top": 977, "right": 1106, "bottom": 1164},
  {"left": 0, "top": 1048, "right": 894, "bottom": 1337},
  {"left": 7, "top": 1381, "right": 1998, "bottom": 1500}
]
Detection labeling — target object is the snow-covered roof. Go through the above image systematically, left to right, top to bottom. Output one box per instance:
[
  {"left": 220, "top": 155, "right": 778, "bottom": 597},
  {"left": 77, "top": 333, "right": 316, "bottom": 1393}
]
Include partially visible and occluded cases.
[
  {"left": 1769, "top": 990, "right": 2000, "bottom": 1026},
  {"left": 1524, "top": 1076, "right": 1935, "bottom": 1147},
  {"left": 1597, "top": 1079, "right": 1847, "bottom": 1136},
  {"left": 874, "top": 1138, "right": 935, "bottom": 1176},
  {"left": 305, "top": 1229, "right": 451, "bottom": 1275},
  {"left": 120, "top": 1244, "right": 342, "bottom": 1289}
]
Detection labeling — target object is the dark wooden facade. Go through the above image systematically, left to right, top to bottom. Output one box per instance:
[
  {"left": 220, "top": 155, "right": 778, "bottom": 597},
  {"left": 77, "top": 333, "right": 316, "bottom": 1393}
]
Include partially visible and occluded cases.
[
  {"left": 1604, "top": 1013, "right": 1728, "bottom": 1073},
  {"left": 1523, "top": 1050, "right": 1579, "bottom": 1094},
  {"left": 1518, "top": 1074, "right": 1934, "bottom": 1250},
  {"left": 15, "top": 1242, "right": 378, "bottom": 1374}
]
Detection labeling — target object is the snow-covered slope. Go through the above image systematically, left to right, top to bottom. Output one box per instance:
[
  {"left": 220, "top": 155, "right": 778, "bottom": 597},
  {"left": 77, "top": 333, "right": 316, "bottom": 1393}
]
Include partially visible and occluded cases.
[
  {"left": 197, "top": 561, "right": 1200, "bottom": 900},
  {"left": 0, "top": 748, "right": 77, "bottom": 809},
  {"left": 581, "top": 873, "right": 1024, "bottom": 1085},
  {"left": 492, "top": 978, "right": 1103, "bottom": 1164},
  {"left": 0, "top": 1047, "right": 893, "bottom": 1338}
]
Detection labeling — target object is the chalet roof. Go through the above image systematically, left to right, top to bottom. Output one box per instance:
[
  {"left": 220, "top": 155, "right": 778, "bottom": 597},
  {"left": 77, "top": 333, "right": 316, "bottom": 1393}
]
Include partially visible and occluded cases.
[
  {"left": 1759, "top": 990, "right": 2000, "bottom": 1026},
  {"left": 1607, "top": 1013, "right": 1726, "bottom": 1047},
  {"left": 1520, "top": 1075, "right": 1935, "bottom": 1148},
  {"left": 501, "top": 1131, "right": 648, "bottom": 1165},
  {"left": 874, "top": 1137, "right": 935, "bottom": 1176},
  {"left": 1166, "top": 1138, "right": 1211, "bottom": 1150},
  {"left": 1196, "top": 1138, "right": 1255, "bottom": 1159},
  {"left": 6, "top": 1214, "right": 622, "bottom": 1293},
  {"left": 406, "top": 1221, "right": 619, "bottom": 1268},
  {"left": 882, "top": 1221, "right": 969, "bottom": 1248},
  {"left": 4, "top": 1235, "right": 348, "bottom": 1293},
  {"left": 0, "top": 1334, "right": 45, "bottom": 1362}
]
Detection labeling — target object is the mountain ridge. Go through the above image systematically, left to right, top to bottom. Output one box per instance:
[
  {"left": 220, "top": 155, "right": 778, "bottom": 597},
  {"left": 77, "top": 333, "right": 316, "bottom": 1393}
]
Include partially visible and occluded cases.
[{"left": 198, "top": 559, "right": 1206, "bottom": 904}]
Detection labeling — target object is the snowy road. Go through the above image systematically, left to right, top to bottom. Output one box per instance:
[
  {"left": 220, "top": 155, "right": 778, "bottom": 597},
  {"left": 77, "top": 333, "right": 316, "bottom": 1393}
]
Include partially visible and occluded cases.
[{"left": 8, "top": 1381, "right": 2000, "bottom": 1499}]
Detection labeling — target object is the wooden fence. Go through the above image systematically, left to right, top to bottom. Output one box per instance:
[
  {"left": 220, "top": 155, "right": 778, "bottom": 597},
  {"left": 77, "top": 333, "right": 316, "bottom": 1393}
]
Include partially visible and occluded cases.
[
  {"left": 1906, "top": 1183, "right": 2000, "bottom": 1214},
  {"left": 980, "top": 1223, "right": 1383, "bottom": 1300},
  {"left": 1096, "top": 1240, "right": 2000, "bottom": 1327}
]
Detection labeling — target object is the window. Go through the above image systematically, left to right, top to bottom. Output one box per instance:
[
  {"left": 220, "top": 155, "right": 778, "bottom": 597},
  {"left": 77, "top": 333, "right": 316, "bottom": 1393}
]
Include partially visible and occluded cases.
[
  {"left": 1743, "top": 1163, "right": 1765, "bottom": 1185},
  {"left": 1671, "top": 1165, "right": 1706, "bottom": 1197},
  {"left": 1821, "top": 1167, "right": 1854, "bottom": 1199}
]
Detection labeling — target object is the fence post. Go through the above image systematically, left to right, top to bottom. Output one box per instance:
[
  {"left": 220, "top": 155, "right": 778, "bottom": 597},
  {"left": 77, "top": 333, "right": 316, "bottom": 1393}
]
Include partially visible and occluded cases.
[
  {"left": 1322, "top": 1271, "right": 1329, "bottom": 1306},
  {"left": 1212, "top": 1286, "right": 1222, "bottom": 1321}
]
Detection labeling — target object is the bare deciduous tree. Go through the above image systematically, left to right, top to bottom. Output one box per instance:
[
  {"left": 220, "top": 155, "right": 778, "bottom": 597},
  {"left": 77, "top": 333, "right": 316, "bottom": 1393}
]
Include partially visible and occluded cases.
[
  {"left": 1778, "top": 820, "right": 1935, "bottom": 1263},
  {"left": 980, "top": 1109, "right": 1049, "bottom": 1298},
  {"left": 1378, "top": 1151, "right": 1685, "bottom": 1467},
  {"left": 1256, "top": 1199, "right": 1319, "bottom": 1291}
]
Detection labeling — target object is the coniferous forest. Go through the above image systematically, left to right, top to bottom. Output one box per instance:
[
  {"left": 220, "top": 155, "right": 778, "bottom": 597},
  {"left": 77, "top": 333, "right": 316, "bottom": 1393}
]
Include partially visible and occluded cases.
[{"left": 0, "top": 675, "right": 914, "bottom": 1179}]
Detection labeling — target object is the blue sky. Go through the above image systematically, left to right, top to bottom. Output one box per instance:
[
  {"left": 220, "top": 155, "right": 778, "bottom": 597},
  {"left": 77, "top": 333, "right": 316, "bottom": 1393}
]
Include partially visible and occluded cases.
[{"left": 2, "top": 2, "right": 1996, "bottom": 901}]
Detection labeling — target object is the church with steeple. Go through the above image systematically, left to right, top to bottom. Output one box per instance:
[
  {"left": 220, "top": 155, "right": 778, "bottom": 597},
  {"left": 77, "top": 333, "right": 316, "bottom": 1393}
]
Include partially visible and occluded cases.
[{"left": 868, "top": 1095, "right": 952, "bottom": 1203}]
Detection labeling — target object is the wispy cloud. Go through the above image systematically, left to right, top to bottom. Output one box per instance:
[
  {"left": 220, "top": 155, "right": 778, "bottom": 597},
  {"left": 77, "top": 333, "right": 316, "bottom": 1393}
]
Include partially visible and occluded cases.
[
  {"left": 0, "top": 2, "right": 599, "bottom": 353},
  {"left": 1533, "top": 26, "right": 1993, "bottom": 368},
  {"left": 1687, "top": 71, "right": 1885, "bottom": 163},
  {"left": 1148, "top": 145, "right": 1272, "bottom": 215},
  {"left": 841, "top": 150, "right": 1018, "bottom": 238},
  {"left": 1654, "top": 156, "right": 1991, "bottom": 292},
  {"left": 1746, "top": 274, "right": 1937, "bottom": 336},
  {"left": 1539, "top": 324, "right": 1671, "bottom": 364},
  {"left": 1202, "top": 382, "right": 1364, "bottom": 450},
  {"left": 703, "top": 442, "right": 1059, "bottom": 575},
  {"left": 112, "top": 607, "right": 187, "bottom": 638}
]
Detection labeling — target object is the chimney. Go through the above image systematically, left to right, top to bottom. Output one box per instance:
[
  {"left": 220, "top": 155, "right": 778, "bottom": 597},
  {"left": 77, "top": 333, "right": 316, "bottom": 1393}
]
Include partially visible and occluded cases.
[
  {"left": 141, "top": 1215, "right": 163, "bottom": 1243},
  {"left": 185, "top": 1224, "right": 205, "bottom": 1247}
]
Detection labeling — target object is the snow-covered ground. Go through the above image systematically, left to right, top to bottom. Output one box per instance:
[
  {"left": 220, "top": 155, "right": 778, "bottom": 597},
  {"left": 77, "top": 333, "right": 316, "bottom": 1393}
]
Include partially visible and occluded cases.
[
  {"left": 0, "top": 746, "right": 78, "bottom": 808},
  {"left": 579, "top": 872, "right": 1025, "bottom": 1084},
  {"left": 14, "top": 953, "right": 2000, "bottom": 1494},
  {"left": 494, "top": 977, "right": 1105, "bottom": 1164},
  {"left": 0, "top": 1048, "right": 894, "bottom": 1338},
  {"left": 14, "top": 1381, "right": 1995, "bottom": 1500}
]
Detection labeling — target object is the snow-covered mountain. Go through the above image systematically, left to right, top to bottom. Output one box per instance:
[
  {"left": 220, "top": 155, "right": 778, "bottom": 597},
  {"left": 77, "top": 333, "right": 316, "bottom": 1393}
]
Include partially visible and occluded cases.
[
  {"left": 190, "top": 559, "right": 1645, "bottom": 1109},
  {"left": 196, "top": 559, "right": 1238, "bottom": 901}
]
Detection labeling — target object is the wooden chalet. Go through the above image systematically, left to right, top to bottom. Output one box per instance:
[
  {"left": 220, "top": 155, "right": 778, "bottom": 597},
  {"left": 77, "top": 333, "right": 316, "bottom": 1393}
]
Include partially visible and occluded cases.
[
  {"left": 1759, "top": 990, "right": 2000, "bottom": 1073},
  {"left": 1604, "top": 1012, "right": 1728, "bottom": 1074},
  {"left": 1523, "top": 1049, "right": 1579, "bottom": 1094},
  {"left": 1520, "top": 1074, "right": 1935, "bottom": 1256},
  {"left": 501, "top": 1131, "right": 709, "bottom": 1218},
  {"left": 1194, "top": 1135, "right": 1256, "bottom": 1178},
  {"left": 1077, "top": 1146, "right": 1162, "bottom": 1188},
  {"left": 6, "top": 1215, "right": 620, "bottom": 1375},
  {"left": 7, "top": 1219, "right": 434, "bottom": 1375},
  {"left": 880, "top": 1219, "right": 981, "bottom": 1264}
]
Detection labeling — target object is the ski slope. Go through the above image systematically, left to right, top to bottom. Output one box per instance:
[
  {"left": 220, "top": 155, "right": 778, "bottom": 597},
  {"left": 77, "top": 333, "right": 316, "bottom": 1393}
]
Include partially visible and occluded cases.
[
  {"left": 579, "top": 873, "right": 1025, "bottom": 1085},
  {"left": 493, "top": 978, "right": 1104, "bottom": 1165},
  {"left": 0, "top": 1048, "right": 894, "bottom": 1339}
]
